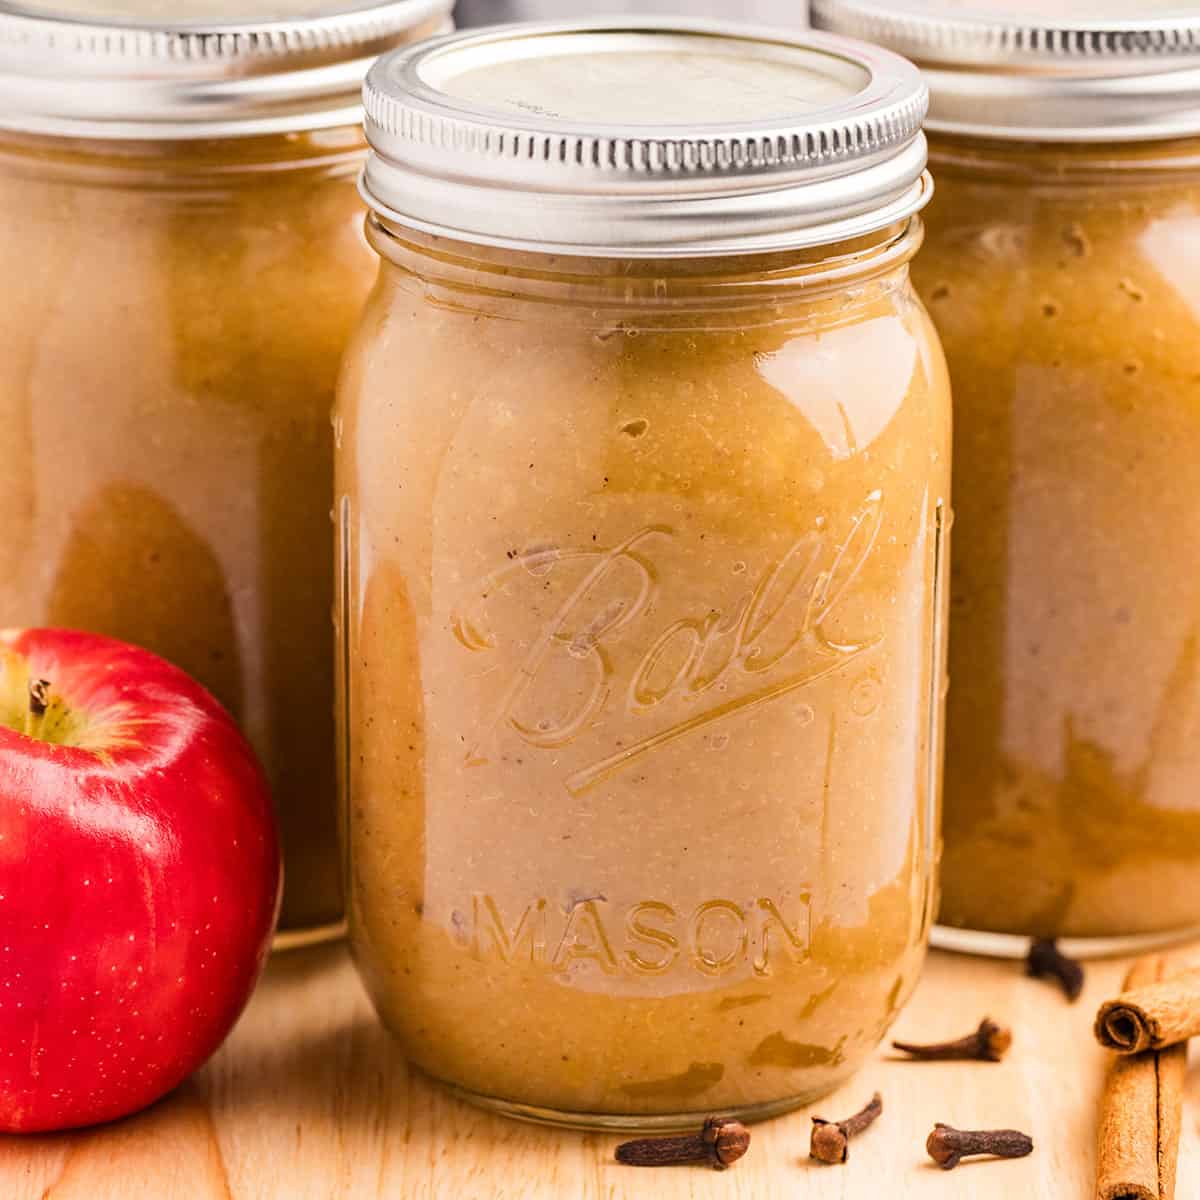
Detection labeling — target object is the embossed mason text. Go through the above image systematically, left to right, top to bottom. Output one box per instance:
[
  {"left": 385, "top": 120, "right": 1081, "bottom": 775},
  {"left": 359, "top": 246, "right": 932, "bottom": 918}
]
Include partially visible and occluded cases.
[{"left": 456, "top": 892, "right": 812, "bottom": 979}]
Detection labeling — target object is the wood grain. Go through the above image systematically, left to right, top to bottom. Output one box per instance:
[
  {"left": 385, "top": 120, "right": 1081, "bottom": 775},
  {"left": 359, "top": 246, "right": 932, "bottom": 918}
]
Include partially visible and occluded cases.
[{"left": 4, "top": 944, "right": 1199, "bottom": 1199}]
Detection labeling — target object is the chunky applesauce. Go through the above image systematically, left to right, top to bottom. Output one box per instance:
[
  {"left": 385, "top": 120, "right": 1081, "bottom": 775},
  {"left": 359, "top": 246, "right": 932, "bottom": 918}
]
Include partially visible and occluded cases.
[
  {"left": 0, "top": 129, "right": 374, "bottom": 935},
  {"left": 915, "top": 137, "right": 1200, "bottom": 939},
  {"left": 336, "top": 214, "right": 951, "bottom": 1123}
]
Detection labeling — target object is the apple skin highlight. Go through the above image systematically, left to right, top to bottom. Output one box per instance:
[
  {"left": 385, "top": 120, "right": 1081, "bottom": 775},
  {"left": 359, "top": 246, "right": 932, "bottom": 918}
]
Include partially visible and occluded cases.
[{"left": 0, "top": 628, "right": 281, "bottom": 1133}]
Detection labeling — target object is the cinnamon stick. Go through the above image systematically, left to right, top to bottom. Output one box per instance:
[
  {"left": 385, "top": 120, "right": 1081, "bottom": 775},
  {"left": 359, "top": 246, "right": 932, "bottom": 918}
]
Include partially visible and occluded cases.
[
  {"left": 1095, "top": 956, "right": 1187, "bottom": 1200},
  {"left": 1095, "top": 966, "right": 1200, "bottom": 1054}
]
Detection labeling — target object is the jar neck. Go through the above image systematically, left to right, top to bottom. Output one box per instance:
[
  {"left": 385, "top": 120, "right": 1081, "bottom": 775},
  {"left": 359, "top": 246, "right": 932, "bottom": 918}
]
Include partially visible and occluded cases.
[
  {"left": 928, "top": 131, "right": 1200, "bottom": 185},
  {"left": 366, "top": 216, "right": 924, "bottom": 320}
]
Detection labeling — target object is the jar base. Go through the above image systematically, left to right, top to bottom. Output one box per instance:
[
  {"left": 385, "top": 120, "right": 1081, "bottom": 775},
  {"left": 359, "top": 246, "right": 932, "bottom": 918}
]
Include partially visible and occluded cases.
[
  {"left": 272, "top": 917, "right": 347, "bottom": 953},
  {"left": 931, "top": 922, "right": 1200, "bottom": 961},
  {"left": 429, "top": 1075, "right": 827, "bottom": 1133}
]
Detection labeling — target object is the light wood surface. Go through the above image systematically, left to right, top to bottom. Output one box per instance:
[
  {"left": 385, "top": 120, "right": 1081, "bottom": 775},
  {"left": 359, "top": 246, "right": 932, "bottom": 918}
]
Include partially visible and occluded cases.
[{"left": 5, "top": 942, "right": 1200, "bottom": 1199}]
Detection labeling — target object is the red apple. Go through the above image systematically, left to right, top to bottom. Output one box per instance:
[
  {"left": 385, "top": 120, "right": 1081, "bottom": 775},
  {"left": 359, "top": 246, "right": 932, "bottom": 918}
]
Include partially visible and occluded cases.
[{"left": 0, "top": 628, "right": 280, "bottom": 1133}]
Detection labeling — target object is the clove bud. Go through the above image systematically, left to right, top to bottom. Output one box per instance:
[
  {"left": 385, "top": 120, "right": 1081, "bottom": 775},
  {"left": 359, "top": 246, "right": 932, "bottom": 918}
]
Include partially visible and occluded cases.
[
  {"left": 1026, "top": 938, "right": 1084, "bottom": 1002},
  {"left": 893, "top": 1017, "right": 1012, "bottom": 1062},
  {"left": 810, "top": 1092, "right": 883, "bottom": 1164},
  {"left": 615, "top": 1116, "right": 750, "bottom": 1170},
  {"left": 926, "top": 1123, "right": 1033, "bottom": 1170}
]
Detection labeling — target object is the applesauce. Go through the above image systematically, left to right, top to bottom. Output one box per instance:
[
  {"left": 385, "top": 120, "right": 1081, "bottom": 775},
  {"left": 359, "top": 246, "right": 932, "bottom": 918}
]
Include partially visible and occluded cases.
[
  {"left": 0, "top": 0, "right": 451, "bottom": 939},
  {"left": 813, "top": 1, "right": 1200, "bottom": 944},
  {"left": 339, "top": 21, "right": 951, "bottom": 1127},
  {"left": 919, "top": 139, "right": 1200, "bottom": 941}
]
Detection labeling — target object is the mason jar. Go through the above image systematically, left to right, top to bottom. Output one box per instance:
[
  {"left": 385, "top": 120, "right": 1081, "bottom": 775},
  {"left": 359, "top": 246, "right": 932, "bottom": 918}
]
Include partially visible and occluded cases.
[
  {"left": 0, "top": 0, "right": 452, "bottom": 944},
  {"left": 815, "top": 1, "right": 1200, "bottom": 951},
  {"left": 337, "top": 19, "right": 951, "bottom": 1128}
]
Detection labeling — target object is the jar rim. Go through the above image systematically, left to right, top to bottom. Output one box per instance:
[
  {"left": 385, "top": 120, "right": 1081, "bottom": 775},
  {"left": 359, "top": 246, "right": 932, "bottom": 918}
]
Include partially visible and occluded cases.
[{"left": 365, "top": 210, "right": 927, "bottom": 312}]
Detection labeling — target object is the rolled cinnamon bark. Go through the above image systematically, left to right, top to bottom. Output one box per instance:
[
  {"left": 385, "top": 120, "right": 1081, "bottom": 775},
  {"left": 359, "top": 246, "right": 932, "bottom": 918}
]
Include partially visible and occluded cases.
[
  {"left": 1095, "top": 957, "right": 1187, "bottom": 1200},
  {"left": 1095, "top": 966, "right": 1200, "bottom": 1054}
]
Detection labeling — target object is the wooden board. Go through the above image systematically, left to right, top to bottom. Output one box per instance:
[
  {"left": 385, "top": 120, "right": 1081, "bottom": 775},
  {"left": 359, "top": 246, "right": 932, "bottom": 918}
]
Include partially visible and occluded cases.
[{"left": 5, "top": 943, "right": 1200, "bottom": 1199}]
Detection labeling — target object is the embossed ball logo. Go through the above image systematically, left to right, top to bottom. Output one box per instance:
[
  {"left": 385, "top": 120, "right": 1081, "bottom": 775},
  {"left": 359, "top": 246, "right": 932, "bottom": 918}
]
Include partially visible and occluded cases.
[{"left": 451, "top": 490, "right": 885, "bottom": 794}]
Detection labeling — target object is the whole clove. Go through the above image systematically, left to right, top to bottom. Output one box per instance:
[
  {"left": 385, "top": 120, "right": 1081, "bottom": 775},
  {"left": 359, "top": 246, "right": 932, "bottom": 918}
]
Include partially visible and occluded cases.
[
  {"left": 1026, "top": 938, "right": 1084, "bottom": 1002},
  {"left": 893, "top": 1017, "right": 1012, "bottom": 1062},
  {"left": 810, "top": 1092, "right": 883, "bottom": 1164},
  {"left": 614, "top": 1116, "right": 750, "bottom": 1169},
  {"left": 926, "top": 1123, "right": 1034, "bottom": 1169}
]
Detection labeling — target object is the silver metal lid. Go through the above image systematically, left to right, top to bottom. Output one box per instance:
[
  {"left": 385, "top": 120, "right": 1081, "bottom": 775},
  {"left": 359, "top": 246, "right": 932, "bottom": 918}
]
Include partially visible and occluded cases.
[
  {"left": 0, "top": 0, "right": 454, "bottom": 140},
  {"left": 812, "top": 0, "right": 1200, "bottom": 142},
  {"left": 360, "top": 18, "right": 931, "bottom": 257}
]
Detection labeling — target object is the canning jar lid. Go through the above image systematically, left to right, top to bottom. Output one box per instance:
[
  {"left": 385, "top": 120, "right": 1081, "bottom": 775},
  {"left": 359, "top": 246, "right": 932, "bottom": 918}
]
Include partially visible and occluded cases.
[
  {"left": 0, "top": 0, "right": 454, "bottom": 139},
  {"left": 812, "top": 0, "right": 1200, "bottom": 142},
  {"left": 360, "top": 18, "right": 932, "bottom": 257}
]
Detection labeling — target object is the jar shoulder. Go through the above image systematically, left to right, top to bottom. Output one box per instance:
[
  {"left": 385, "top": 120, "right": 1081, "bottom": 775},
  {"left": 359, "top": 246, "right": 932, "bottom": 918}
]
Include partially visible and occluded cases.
[{"left": 338, "top": 264, "right": 951, "bottom": 468}]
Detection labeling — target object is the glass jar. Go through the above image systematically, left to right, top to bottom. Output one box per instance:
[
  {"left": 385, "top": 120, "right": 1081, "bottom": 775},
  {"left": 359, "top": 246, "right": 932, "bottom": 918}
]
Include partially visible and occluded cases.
[
  {"left": 0, "top": 0, "right": 452, "bottom": 943},
  {"left": 814, "top": 1, "right": 1200, "bottom": 949},
  {"left": 338, "top": 20, "right": 951, "bottom": 1128}
]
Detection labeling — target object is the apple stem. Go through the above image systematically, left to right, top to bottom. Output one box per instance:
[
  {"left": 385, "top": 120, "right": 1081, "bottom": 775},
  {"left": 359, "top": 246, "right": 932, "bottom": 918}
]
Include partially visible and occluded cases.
[{"left": 26, "top": 679, "right": 51, "bottom": 738}]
